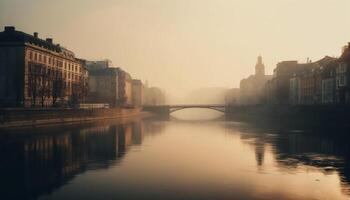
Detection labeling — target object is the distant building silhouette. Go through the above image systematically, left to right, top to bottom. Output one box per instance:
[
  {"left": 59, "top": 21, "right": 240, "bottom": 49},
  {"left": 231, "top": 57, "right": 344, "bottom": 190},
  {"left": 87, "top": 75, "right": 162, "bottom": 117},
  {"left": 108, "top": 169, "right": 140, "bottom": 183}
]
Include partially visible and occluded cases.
[
  {"left": 255, "top": 55, "right": 265, "bottom": 76},
  {"left": 239, "top": 56, "right": 272, "bottom": 105},
  {"left": 85, "top": 61, "right": 135, "bottom": 107},
  {"left": 132, "top": 79, "right": 143, "bottom": 107}
]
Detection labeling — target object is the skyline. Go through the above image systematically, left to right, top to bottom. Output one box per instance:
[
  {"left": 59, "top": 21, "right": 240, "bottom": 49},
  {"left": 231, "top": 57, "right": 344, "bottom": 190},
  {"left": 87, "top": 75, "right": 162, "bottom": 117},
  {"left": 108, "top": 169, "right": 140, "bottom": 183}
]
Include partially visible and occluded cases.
[{"left": 1, "top": 0, "right": 350, "bottom": 100}]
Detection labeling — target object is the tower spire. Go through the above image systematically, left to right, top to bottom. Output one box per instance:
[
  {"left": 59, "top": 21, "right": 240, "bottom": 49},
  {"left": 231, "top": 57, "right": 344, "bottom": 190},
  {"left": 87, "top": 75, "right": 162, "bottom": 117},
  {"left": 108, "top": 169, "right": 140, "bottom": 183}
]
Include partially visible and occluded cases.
[{"left": 255, "top": 55, "right": 265, "bottom": 76}]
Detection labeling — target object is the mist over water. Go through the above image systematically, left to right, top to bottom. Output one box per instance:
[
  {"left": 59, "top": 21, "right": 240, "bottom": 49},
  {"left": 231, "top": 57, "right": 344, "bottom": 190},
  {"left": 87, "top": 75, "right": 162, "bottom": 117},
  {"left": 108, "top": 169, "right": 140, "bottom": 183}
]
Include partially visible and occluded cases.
[
  {"left": 1, "top": 1, "right": 350, "bottom": 199},
  {"left": 170, "top": 108, "right": 224, "bottom": 121},
  {"left": 1, "top": 116, "right": 350, "bottom": 200}
]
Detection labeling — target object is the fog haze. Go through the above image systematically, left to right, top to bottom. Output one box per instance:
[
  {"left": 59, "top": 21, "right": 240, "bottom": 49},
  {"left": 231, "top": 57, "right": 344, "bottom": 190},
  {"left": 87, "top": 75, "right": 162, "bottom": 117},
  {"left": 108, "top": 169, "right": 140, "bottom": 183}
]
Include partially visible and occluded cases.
[{"left": 1, "top": 0, "right": 350, "bottom": 102}]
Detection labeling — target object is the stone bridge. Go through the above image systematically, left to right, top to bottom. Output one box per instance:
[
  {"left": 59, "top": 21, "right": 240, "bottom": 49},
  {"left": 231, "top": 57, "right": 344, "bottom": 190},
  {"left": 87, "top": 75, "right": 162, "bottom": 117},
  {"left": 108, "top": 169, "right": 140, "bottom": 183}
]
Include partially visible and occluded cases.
[{"left": 143, "top": 104, "right": 226, "bottom": 115}]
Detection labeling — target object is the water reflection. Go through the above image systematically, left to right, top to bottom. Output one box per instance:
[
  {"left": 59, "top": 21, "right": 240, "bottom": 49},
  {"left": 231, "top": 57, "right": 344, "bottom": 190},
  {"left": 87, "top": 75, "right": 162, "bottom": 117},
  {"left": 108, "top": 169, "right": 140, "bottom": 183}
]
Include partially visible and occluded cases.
[
  {"left": 0, "top": 117, "right": 350, "bottom": 199},
  {"left": 0, "top": 119, "right": 165, "bottom": 200},
  {"left": 233, "top": 122, "right": 350, "bottom": 196}
]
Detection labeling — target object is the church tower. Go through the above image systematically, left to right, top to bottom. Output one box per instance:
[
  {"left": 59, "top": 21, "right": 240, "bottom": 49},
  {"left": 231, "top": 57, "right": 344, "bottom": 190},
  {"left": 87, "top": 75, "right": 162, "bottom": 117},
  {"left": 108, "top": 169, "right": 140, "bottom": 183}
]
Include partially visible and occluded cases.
[{"left": 255, "top": 55, "right": 265, "bottom": 76}]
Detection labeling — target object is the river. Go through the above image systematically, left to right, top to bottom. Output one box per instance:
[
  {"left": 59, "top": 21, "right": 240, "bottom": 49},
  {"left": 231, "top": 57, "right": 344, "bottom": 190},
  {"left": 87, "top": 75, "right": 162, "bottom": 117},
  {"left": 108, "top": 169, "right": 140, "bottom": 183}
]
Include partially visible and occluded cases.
[{"left": 0, "top": 109, "right": 349, "bottom": 200}]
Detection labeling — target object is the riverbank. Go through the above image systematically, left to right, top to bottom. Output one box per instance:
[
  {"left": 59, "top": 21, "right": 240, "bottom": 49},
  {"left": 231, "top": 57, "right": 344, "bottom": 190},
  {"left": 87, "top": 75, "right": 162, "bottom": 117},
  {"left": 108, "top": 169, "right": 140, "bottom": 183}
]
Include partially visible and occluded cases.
[
  {"left": 225, "top": 105, "right": 350, "bottom": 128},
  {"left": 0, "top": 107, "right": 152, "bottom": 129}
]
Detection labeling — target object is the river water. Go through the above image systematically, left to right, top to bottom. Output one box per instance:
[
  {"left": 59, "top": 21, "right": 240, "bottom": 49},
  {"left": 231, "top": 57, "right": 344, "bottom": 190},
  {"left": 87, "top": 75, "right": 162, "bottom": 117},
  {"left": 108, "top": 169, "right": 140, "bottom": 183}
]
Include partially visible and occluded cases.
[{"left": 1, "top": 110, "right": 350, "bottom": 200}]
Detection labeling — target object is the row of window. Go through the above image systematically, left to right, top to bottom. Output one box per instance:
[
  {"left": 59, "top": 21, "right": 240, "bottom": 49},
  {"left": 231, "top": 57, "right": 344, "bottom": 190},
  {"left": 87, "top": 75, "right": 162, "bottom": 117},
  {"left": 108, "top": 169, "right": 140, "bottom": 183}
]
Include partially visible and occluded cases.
[
  {"left": 27, "top": 50, "right": 81, "bottom": 73},
  {"left": 28, "top": 63, "right": 84, "bottom": 82},
  {"left": 337, "top": 63, "right": 347, "bottom": 73}
]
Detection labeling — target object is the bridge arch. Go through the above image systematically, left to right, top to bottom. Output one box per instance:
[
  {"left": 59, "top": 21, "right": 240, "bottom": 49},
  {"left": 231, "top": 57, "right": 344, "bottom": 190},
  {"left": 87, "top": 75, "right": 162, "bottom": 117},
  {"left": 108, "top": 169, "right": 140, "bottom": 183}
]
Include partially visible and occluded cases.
[{"left": 169, "top": 105, "right": 225, "bottom": 113}]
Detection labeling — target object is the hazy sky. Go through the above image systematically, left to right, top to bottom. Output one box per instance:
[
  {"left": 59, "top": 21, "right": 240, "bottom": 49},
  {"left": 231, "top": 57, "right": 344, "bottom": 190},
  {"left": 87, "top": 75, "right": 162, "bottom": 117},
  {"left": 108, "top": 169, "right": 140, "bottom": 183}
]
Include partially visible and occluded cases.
[{"left": 1, "top": 0, "right": 350, "bottom": 99}]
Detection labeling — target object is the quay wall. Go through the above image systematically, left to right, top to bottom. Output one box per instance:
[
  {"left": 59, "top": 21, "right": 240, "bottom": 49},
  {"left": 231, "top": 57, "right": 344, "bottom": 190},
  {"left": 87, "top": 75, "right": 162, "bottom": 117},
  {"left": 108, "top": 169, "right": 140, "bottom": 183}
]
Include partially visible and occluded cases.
[
  {"left": 225, "top": 105, "right": 350, "bottom": 128},
  {"left": 0, "top": 107, "right": 147, "bottom": 128}
]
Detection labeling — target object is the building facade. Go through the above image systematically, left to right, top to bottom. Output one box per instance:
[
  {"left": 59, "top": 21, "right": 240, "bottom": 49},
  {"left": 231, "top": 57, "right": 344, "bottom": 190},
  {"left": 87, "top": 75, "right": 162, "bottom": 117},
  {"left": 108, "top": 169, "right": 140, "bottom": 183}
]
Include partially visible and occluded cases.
[
  {"left": 0, "top": 26, "right": 88, "bottom": 107},
  {"left": 336, "top": 43, "right": 350, "bottom": 104},
  {"left": 239, "top": 56, "right": 272, "bottom": 105},
  {"left": 286, "top": 57, "right": 336, "bottom": 105},
  {"left": 85, "top": 60, "right": 135, "bottom": 107},
  {"left": 266, "top": 61, "right": 305, "bottom": 105},
  {"left": 87, "top": 68, "right": 119, "bottom": 107},
  {"left": 117, "top": 69, "right": 133, "bottom": 106},
  {"left": 289, "top": 75, "right": 300, "bottom": 105},
  {"left": 132, "top": 79, "right": 143, "bottom": 107},
  {"left": 143, "top": 86, "right": 166, "bottom": 106},
  {"left": 225, "top": 88, "right": 240, "bottom": 106}
]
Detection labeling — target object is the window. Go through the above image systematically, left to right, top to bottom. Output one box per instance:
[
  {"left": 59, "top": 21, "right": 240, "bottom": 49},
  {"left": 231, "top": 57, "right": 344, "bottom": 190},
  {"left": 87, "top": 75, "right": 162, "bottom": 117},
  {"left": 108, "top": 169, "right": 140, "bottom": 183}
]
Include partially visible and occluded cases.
[
  {"left": 29, "top": 51, "right": 32, "bottom": 60},
  {"left": 34, "top": 53, "right": 37, "bottom": 61},
  {"left": 39, "top": 54, "right": 41, "bottom": 62},
  {"left": 339, "top": 63, "right": 347, "bottom": 73},
  {"left": 340, "top": 75, "right": 346, "bottom": 86}
]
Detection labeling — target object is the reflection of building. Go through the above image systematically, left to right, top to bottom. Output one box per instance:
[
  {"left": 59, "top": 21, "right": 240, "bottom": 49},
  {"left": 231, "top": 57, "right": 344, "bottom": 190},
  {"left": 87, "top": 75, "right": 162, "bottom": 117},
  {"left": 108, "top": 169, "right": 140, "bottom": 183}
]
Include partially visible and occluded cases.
[
  {"left": 0, "top": 26, "right": 88, "bottom": 107},
  {"left": 240, "top": 56, "right": 272, "bottom": 105},
  {"left": 0, "top": 120, "right": 144, "bottom": 199},
  {"left": 132, "top": 120, "right": 144, "bottom": 145},
  {"left": 238, "top": 123, "right": 350, "bottom": 194},
  {"left": 239, "top": 130, "right": 266, "bottom": 168},
  {"left": 255, "top": 142, "right": 265, "bottom": 167}
]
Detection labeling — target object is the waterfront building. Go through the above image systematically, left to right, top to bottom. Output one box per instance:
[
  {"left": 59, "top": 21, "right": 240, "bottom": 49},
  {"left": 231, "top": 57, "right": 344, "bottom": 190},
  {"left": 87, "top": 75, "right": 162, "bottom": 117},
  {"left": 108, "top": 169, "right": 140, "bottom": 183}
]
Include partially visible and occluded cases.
[
  {"left": 0, "top": 26, "right": 88, "bottom": 107},
  {"left": 336, "top": 43, "right": 350, "bottom": 104},
  {"left": 239, "top": 56, "right": 272, "bottom": 105},
  {"left": 287, "top": 56, "right": 335, "bottom": 105},
  {"left": 299, "top": 57, "right": 334, "bottom": 105},
  {"left": 85, "top": 59, "right": 112, "bottom": 71},
  {"left": 86, "top": 60, "right": 134, "bottom": 107},
  {"left": 266, "top": 61, "right": 305, "bottom": 105},
  {"left": 321, "top": 61, "right": 337, "bottom": 104},
  {"left": 298, "top": 65, "right": 318, "bottom": 105},
  {"left": 87, "top": 67, "right": 119, "bottom": 107},
  {"left": 118, "top": 70, "right": 133, "bottom": 106},
  {"left": 289, "top": 74, "right": 300, "bottom": 105},
  {"left": 132, "top": 79, "right": 143, "bottom": 107},
  {"left": 143, "top": 86, "right": 166, "bottom": 105},
  {"left": 225, "top": 88, "right": 240, "bottom": 106}
]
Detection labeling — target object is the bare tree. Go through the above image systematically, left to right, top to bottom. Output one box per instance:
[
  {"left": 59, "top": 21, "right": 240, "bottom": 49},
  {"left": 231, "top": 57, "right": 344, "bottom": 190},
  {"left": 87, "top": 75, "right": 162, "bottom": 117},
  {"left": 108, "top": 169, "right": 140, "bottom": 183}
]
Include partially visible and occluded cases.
[
  {"left": 27, "top": 62, "right": 41, "bottom": 107},
  {"left": 38, "top": 66, "right": 52, "bottom": 107},
  {"left": 52, "top": 70, "right": 66, "bottom": 107},
  {"left": 70, "top": 75, "right": 89, "bottom": 106},
  {"left": 78, "top": 75, "right": 89, "bottom": 104}
]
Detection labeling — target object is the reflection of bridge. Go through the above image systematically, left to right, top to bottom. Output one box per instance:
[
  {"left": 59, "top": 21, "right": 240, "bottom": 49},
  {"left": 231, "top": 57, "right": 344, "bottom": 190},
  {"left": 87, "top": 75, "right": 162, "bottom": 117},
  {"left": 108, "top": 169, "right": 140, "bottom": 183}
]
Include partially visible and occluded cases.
[{"left": 143, "top": 104, "right": 226, "bottom": 115}]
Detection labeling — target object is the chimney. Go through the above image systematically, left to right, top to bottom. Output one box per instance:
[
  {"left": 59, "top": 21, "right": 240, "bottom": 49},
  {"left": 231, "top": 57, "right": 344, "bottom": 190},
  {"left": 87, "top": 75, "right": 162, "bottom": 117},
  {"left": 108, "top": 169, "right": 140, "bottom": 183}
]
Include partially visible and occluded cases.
[
  {"left": 4, "top": 26, "right": 15, "bottom": 32},
  {"left": 33, "top": 32, "right": 38, "bottom": 38},
  {"left": 46, "top": 38, "right": 53, "bottom": 44}
]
